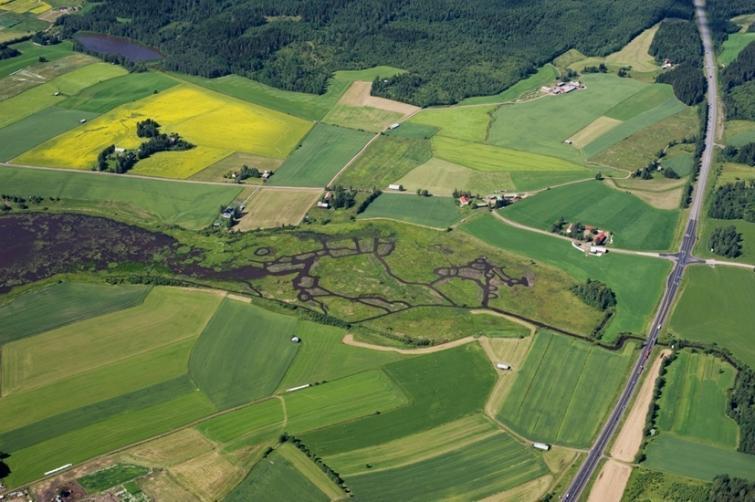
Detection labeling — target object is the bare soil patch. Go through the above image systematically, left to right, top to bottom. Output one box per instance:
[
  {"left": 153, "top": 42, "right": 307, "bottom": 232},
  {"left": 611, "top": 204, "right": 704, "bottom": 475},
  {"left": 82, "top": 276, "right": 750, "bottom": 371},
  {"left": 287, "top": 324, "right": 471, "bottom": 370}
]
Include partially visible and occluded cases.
[
  {"left": 338, "top": 81, "right": 419, "bottom": 117},
  {"left": 608, "top": 177, "right": 685, "bottom": 210},
  {"left": 235, "top": 188, "right": 321, "bottom": 231},
  {"left": 342, "top": 333, "right": 475, "bottom": 354},
  {"left": 610, "top": 350, "right": 670, "bottom": 462},
  {"left": 587, "top": 460, "right": 631, "bottom": 502},
  {"left": 480, "top": 474, "right": 553, "bottom": 502}
]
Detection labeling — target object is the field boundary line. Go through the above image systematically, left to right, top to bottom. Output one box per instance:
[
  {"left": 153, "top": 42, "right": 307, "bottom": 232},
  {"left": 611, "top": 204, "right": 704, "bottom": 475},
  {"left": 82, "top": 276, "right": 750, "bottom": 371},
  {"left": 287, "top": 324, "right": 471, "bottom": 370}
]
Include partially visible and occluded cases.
[
  {"left": 327, "top": 132, "right": 381, "bottom": 186},
  {"left": 357, "top": 216, "right": 450, "bottom": 231},
  {"left": 470, "top": 308, "right": 536, "bottom": 336},
  {"left": 341, "top": 333, "right": 475, "bottom": 354}
]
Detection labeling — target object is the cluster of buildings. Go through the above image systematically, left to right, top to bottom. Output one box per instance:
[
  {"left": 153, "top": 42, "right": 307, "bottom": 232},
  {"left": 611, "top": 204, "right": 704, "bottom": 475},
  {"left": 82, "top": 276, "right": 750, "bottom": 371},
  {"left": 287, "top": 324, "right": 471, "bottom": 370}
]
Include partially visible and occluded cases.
[
  {"left": 541, "top": 80, "right": 585, "bottom": 95},
  {"left": 458, "top": 192, "right": 526, "bottom": 209}
]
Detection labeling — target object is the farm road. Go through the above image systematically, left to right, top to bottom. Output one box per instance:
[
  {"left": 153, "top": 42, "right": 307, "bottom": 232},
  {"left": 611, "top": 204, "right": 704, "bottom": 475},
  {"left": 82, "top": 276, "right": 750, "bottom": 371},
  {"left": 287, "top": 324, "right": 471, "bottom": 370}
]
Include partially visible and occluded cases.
[{"left": 341, "top": 334, "right": 475, "bottom": 354}]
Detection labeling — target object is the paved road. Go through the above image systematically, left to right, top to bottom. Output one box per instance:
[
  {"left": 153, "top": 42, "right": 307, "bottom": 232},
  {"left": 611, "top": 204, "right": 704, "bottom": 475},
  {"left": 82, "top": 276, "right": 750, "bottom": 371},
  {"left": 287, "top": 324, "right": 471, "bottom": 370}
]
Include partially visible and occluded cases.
[{"left": 562, "top": 0, "right": 719, "bottom": 499}]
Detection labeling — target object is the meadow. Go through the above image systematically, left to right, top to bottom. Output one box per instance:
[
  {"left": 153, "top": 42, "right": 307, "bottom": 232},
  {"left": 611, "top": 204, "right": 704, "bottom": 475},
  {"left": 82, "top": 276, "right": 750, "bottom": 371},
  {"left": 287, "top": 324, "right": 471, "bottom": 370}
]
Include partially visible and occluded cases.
[
  {"left": 719, "top": 32, "right": 755, "bottom": 66},
  {"left": 59, "top": 71, "right": 179, "bottom": 113},
  {"left": 17, "top": 84, "right": 312, "bottom": 177},
  {"left": 324, "top": 103, "right": 404, "bottom": 133},
  {"left": 410, "top": 105, "right": 496, "bottom": 143},
  {"left": 725, "top": 120, "right": 755, "bottom": 147},
  {"left": 269, "top": 123, "right": 372, "bottom": 187},
  {"left": 335, "top": 136, "right": 432, "bottom": 189},
  {"left": 431, "top": 136, "right": 590, "bottom": 191},
  {"left": 396, "top": 157, "right": 514, "bottom": 197},
  {"left": 0, "top": 166, "right": 241, "bottom": 229},
  {"left": 502, "top": 180, "right": 681, "bottom": 250},
  {"left": 237, "top": 188, "right": 320, "bottom": 230},
  {"left": 357, "top": 193, "right": 463, "bottom": 228},
  {"left": 462, "top": 214, "right": 671, "bottom": 340},
  {"left": 668, "top": 266, "right": 755, "bottom": 368},
  {"left": 0, "top": 281, "right": 150, "bottom": 345},
  {"left": 189, "top": 299, "right": 300, "bottom": 409},
  {"left": 497, "top": 331, "right": 635, "bottom": 447},
  {"left": 300, "top": 344, "right": 495, "bottom": 455},
  {"left": 655, "top": 351, "right": 739, "bottom": 449},
  {"left": 346, "top": 432, "right": 549, "bottom": 501},
  {"left": 644, "top": 435, "right": 755, "bottom": 482}
]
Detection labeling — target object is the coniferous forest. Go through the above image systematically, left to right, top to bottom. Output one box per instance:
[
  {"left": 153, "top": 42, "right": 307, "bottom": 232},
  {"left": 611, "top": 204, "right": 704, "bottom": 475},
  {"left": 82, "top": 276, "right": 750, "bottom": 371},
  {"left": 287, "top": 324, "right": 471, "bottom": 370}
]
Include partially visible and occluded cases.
[{"left": 58, "top": 0, "right": 693, "bottom": 106}]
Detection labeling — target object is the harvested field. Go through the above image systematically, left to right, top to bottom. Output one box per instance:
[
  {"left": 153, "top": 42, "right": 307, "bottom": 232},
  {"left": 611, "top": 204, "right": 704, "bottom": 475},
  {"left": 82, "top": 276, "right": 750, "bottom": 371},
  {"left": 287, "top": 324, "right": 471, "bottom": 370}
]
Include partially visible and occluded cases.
[
  {"left": 605, "top": 24, "right": 660, "bottom": 72},
  {"left": 0, "top": 40, "right": 73, "bottom": 79},
  {"left": 0, "top": 52, "right": 97, "bottom": 100},
  {"left": 336, "top": 80, "right": 418, "bottom": 116},
  {"left": 324, "top": 103, "right": 404, "bottom": 133},
  {"left": 568, "top": 116, "right": 622, "bottom": 148},
  {"left": 335, "top": 135, "right": 432, "bottom": 189},
  {"left": 190, "top": 152, "right": 282, "bottom": 182},
  {"left": 395, "top": 157, "right": 509, "bottom": 196},
  {"left": 608, "top": 177, "right": 685, "bottom": 210},
  {"left": 236, "top": 188, "right": 321, "bottom": 230},
  {"left": 479, "top": 336, "right": 535, "bottom": 417},
  {"left": 610, "top": 350, "right": 669, "bottom": 462},
  {"left": 125, "top": 428, "right": 215, "bottom": 467},
  {"left": 277, "top": 444, "right": 345, "bottom": 500},
  {"left": 170, "top": 450, "right": 244, "bottom": 501},
  {"left": 587, "top": 460, "right": 632, "bottom": 502},
  {"left": 140, "top": 470, "right": 200, "bottom": 502},
  {"left": 481, "top": 474, "right": 553, "bottom": 502}
]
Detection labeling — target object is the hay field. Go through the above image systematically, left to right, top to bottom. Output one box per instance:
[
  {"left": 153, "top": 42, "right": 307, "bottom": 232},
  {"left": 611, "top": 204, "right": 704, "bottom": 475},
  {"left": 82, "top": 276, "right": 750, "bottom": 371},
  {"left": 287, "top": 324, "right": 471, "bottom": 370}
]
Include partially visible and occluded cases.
[
  {"left": 0, "top": 0, "right": 50, "bottom": 13},
  {"left": 604, "top": 24, "right": 660, "bottom": 72},
  {"left": 0, "top": 40, "right": 73, "bottom": 78},
  {"left": 0, "top": 53, "right": 97, "bottom": 100},
  {"left": 59, "top": 71, "right": 179, "bottom": 113},
  {"left": 16, "top": 84, "right": 312, "bottom": 177},
  {"left": 324, "top": 103, "right": 404, "bottom": 133},
  {"left": 410, "top": 104, "right": 496, "bottom": 143},
  {"left": 0, "top": 107, "right": 92, "bottom": 161},
  {"left": 568, "top": 116, "right": 622, "bottom": 148},
  {"left": 269, "top": 123, "right": 372, "bottom": 187},
  {"left": 335, "top": 135, "right": 432, "bottom": 189},
  {"left": 396, "top": 157, "right": 514, "bottom": 196},
  {"left": 0, "top": 165, "right": 241, "bottom": 229},
  {"left": 502, "top": 180, "right": 681, "bottom": 250},
  {"left": 236, "top": 188, "right": 320, "bottom": 230},
  {"left": 358, "top": 193, "right": 463, "bottom": 228},
  {"left": 462, "top": 214, "right": 671, "bottom": 340},
  {"left": 669, "top": 266, "right": 755, "bottom": 368},
  {"left": 0, "top": 282, "right": 150, "bottom": 345},
  {"left": 2, "top": 287, "right": 223, "bottom": 394},
  {"left": 189, "top": 299, "right": 299, "bottom": 409},
  {"left": 497, "top": 331, "right": 635, "bottom": 447},
  {"left": 656, "top": 351, "right": 739, "bottom": 449},
  {"left": 196, "top": 398, "right": 284, "bottom": 448},
  {"left": 346, "top": 432, "right": 548, "bottom": 501},
  {"left": 645, "top": 435, "right": 755, "bottom": 482}
]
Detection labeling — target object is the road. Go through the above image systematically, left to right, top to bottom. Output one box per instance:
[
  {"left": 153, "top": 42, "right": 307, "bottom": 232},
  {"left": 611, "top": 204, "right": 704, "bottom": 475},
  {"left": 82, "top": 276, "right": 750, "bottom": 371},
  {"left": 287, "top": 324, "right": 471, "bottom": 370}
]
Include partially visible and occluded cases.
[{"left": 562, "top": 0, "right": 719, "bottom": 499}]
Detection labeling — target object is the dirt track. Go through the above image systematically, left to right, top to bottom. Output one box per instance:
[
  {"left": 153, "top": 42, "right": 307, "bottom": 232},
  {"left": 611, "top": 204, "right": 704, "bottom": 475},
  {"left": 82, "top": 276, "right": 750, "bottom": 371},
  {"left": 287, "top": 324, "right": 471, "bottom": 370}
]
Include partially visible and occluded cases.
[
  {"left": 341, "top": 334, "right": 475, "bottom": 354},
  {"left": 610, "top": 350, "right": 670, "bottom": 462},
  {"left": 586, "top": 460, "right": 631, "bottom": 502}
]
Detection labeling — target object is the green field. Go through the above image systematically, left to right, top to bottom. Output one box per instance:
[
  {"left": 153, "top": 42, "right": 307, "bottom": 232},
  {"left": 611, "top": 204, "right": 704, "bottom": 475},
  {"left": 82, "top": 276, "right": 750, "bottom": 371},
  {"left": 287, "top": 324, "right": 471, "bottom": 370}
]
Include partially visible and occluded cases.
[
  {"left": 719, "top": 32, "right": 755, "bottom": 66},
  {"left": 0, "top": 40, "right": 73, "bottom": 78},
  {"left": 459, "top": 64, "right": 558, "bottom": 105},
  {"left": 59, "top": 71, "right": 179, "bottom": 113},
  {"left": 324, "top": 103, "right": 404, "bottom": 133},
  {"left": 410, "top": 105, "right": 496, "bottom": 143},
  {"left": 0, "top": 107, "right": 99, "bottom": 161},
  {"left": 725, "top": 120, "right": 755, "bottom": 147},
  {"left": 269, "top": 123, "right": 373, "bottom": 187},
  {"left": 335, "top": 135, "right": 432, "bottom": 189},
  {"left": 432, "top": 136, "right": 590, "bottom": 191},
  {"left": 396, "top": 157, "right": 514, "bottom": 196},
  {"left": 0, "top": 166, "right": 241, "bottom": 229},
  {"left": 502, "top": 180, "right": 681, "bottom": 250},
  {"left": 358, "top": 193, "right": 463, "bottom": 228},
  {"left": 462, "top": 214, "right": 671, "bottom": 340},
  {"left": 668, "top": 266, "right": 755, "bottom": 368},
  {"left": 0, "top": 282, "right": 150, "bottom": 345},
  {"left": 3, "top": 287, "right": 222, "bottom": 394},
  {"left": 189, "top": 299, "right": 299, "bottom": 409},
  {"left": 278, "top": 321, "right": 403, "bottom": 390},
  {"left": 497, "top": 331, "right": 634, "bottom": 447},
  {"left": 300, "top": 344, "right": 495, "bottom": 455},
  {"left": 656, "top": 351, "right": 739, "bottom": 449},
  {"left": 196, "top": 398, "right": 284, "bottom": 448},
  {"left": 346, "top": 432, "right": 549, "bottom": 501},
  {"left": 645, "top": 435, "right": 755, "bottom": 482},
  {"left": 224, "top": 449, "right": 329, "bottom": 502},
  {"left": 78, "top": 464, "right": 149, "bottom": 493},
  {"left": 622, "top": 468, "right": 711, "bottom": 502}
]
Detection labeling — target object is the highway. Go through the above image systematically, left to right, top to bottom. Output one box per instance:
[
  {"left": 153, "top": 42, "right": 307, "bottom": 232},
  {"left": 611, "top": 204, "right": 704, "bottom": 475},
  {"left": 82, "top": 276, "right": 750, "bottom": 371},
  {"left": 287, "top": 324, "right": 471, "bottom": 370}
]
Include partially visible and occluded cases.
[{"left": 561, "top": 0, "right": 718, "bottom": 499}]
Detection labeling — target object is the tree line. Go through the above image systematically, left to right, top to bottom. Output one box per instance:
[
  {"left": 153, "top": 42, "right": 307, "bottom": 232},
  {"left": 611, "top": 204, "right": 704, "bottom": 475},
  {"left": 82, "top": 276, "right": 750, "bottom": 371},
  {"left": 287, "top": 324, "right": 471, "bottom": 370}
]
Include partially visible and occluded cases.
[
  {"left": 57, "top": 0, "right": 693, "bottom": 106},
  {"left": 651, "top": 19, "right": 706, "bottom": 105},
  {"left": 722, "top": 41, "right": 755, "bottom": 121}
]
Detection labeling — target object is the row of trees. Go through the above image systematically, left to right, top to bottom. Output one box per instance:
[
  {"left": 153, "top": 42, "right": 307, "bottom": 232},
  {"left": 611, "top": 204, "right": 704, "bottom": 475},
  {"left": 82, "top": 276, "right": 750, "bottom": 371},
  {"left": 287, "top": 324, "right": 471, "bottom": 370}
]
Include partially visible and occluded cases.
[
  {"left": 58, "top": 0, "right": 693, "bottom": 106},
  {"left": 708, "top": 180, "right": 755, "bottom": 222},
  {"left": 708, "top": 226, "right": 743, "bottom": 258},
  {"left": 728, "top": 367, "right": 755, "bottom": 454}
]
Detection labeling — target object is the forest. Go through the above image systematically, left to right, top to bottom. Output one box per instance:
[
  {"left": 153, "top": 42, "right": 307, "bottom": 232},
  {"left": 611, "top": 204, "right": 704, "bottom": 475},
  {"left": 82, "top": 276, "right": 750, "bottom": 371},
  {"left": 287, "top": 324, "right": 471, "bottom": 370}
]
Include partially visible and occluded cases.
[
  {"left": 57, "top": 0, "right": 693, "bottom": 106},
  {"left": 650, "top": 19, "right": 705, "bottom": 105},
  {"left": 708, "top": 181, "right": 755, "bottom": 222},
  {"left": 708, "top": 226, "right": 742, "bottom": 258}
]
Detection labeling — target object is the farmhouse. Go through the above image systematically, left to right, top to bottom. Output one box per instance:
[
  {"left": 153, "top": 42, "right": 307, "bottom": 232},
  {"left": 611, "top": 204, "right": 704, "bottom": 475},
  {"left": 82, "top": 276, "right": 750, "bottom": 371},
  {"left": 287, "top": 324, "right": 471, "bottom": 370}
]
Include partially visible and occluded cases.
[{"left": 459, "top": 195, "right": 471, "bottom": 207}]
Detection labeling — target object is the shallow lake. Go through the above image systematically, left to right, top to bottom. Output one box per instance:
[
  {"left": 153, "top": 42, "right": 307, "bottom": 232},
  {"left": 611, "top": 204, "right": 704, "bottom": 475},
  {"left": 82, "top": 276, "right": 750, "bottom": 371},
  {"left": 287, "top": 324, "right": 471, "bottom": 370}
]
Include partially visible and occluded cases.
[{"left": 75, "top": 33, "right": 161, "bottom": 62}]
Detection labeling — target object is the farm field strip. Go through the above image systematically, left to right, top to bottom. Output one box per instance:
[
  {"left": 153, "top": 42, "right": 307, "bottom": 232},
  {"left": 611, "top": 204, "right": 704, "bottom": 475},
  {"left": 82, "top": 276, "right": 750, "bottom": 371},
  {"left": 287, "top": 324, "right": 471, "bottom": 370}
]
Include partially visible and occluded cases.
[
  {"left": 0, "top": 40, "right": 74, "bottom": 78},
  {"left": 395, "top": 157, "right": 514, "bottom": 196},
  {"left": 236, "top": 188, "right": 321, "bottom": 230},
  {"left": 357, "top": 193, "right": 464, "bottom": 229},
  {"left": 196, "top": 398, "right": 285, "bottom": 447},
  {"left": 644, "top": 435, "right": 755, "bottom": 482}
]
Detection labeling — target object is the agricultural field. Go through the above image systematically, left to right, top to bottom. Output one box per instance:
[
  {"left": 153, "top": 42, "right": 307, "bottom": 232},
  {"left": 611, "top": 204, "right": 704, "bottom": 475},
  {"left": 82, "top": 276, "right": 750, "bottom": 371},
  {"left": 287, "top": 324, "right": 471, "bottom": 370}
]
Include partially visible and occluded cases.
[
  {"left": 719, "top": 32, "right": 755, "bottom": 66},
  {"left": 0, "top": 40, "right": 73, "bottom": 78},
  {"left": 0, "top": 53, "right": 97, "bottom": 100},
  {"left": 58, "top": 71, "right": 179, "bottom": 113},
  {"left": 16, "top": 84, "right": 313, "bottom": 177},
  {"left": 324, "top": 103, "right": 404, "bottom": 133},
  {"left": 409, "top": 104, "right": 496, "bottom": 143},
  {"left": 725, "top": 120, "right": 755, "bottom": 147},
  {"left": 269, "top": 123, "right": 372, "bottom": 187},
  {"left": 335, "top": 135, "right": 432, "bottom": 189},
  {"left": 190, "top": 152, "right": 282, "bottom": 183},
  {"left": 395, "top": 157, "right": 514, "bottom": 196},
  {"left": 0, "top": 165, "right": 242, "bottom": 229},
  {"left": 502, "top": 180, "right": 681, "bottom": 250},
  {"left": 236, "top": 188, "right": 321, "bottom": 230},
  {"left": 357, "top": 193, "right": 463, "bottom": 228},
  {"left": 462, "top": 214, "right": 671, "bottom": 340},
  {"left": 668, "top": 266, "right": 755, "bottom": 368},
  {"left": 0, "top": 281, "right": 150, "bottom": 344},
  {"left": 189, "top": 299, "right": 300, "bottom": 409},
  {"left": 497, "top": 331, "right": 635, "bottom": 447},
  {"left": 655, "top": 351, "right": 739, "bottom": 449},
  {"left": 346, "top": 432, "right": 549, "bottom": 501},
  {"left": 644, "top": 435, "right": 755, "bottom": 482},
  {"left": 622, "top": 469, "right": 710, "bottom": 502}
]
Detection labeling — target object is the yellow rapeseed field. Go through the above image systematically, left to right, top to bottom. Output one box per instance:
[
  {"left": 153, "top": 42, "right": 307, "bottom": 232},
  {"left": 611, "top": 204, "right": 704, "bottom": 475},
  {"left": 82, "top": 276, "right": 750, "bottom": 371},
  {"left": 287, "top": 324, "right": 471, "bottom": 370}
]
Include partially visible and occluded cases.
[{"left": 17, "top": 84, "right": 313, "bottom": 178}]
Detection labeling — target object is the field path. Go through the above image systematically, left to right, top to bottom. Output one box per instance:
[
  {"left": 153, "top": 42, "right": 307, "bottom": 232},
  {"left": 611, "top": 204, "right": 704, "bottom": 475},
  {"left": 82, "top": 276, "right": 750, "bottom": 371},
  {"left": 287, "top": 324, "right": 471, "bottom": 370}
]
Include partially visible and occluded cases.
[
  {"left": 698, "top": 258, "right": 755, "bottom": 270},
  {"left": 341, "top": 333, "right": 474, "bottom": 354},
  {"left": 609, "top": 349, "right": 670, "bottom": 462},
  {"left": 276, "top": 395, "right": 288, "bottom": 429},
  {"left": 586, "top": 460, "right": 631, "bottom": 502}
]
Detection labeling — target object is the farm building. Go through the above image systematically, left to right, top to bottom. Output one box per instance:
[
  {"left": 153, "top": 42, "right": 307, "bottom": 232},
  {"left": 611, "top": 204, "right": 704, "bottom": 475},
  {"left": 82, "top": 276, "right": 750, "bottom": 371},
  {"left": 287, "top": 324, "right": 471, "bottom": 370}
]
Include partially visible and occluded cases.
[
  {"left": 542, "top": 81, "right": 584, "bottom": 95},
  {"left": 388, "top": 122, "right": 401, "bottom": 130},
  {"left": 261, "top": 170, "right": 272, "bottom": 180},
  {"left": 388, "top": 183, "right": 403, "bottom": 191},
  {"left": 459, "top": 195, "right": 471, "bottom": 207},
  {"left": 590, "top": 245, "right": 608, "bottom": 256},
  {"left": 495, "top": 362, "right": 511, "bottom": 370},
  {"left": 532, "top": 442, "right": 551, "bottom": 451}
]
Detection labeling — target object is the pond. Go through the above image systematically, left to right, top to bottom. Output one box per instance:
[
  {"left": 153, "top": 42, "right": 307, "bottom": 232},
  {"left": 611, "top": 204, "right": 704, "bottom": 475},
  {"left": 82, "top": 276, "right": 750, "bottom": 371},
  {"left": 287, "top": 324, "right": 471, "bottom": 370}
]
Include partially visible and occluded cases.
[{"left": 75, "top": 33, "right": 161, "bottom": 62}]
